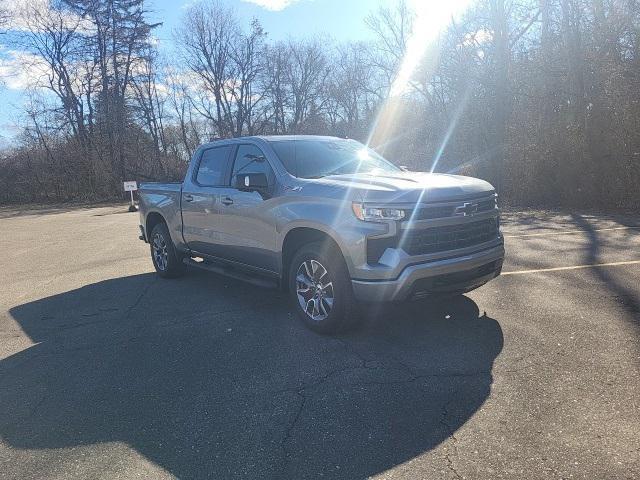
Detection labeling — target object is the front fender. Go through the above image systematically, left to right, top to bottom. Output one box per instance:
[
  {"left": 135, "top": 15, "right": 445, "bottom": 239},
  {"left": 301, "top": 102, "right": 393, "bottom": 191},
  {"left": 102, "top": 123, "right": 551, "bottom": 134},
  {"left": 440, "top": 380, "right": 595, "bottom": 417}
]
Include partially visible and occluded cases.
[{"left": 275, "top": 197, "right": 388, "bottom": 276}]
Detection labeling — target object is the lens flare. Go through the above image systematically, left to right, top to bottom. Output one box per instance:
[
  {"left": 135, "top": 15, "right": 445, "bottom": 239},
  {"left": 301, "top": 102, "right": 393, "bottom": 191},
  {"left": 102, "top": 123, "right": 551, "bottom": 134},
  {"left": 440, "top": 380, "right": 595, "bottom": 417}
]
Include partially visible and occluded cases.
[
  {"left": 368, "top": 0, "right": 472, "bottom": 159},
  {"left": 430, "top": 84, "right": 473, "bottom": 173}
]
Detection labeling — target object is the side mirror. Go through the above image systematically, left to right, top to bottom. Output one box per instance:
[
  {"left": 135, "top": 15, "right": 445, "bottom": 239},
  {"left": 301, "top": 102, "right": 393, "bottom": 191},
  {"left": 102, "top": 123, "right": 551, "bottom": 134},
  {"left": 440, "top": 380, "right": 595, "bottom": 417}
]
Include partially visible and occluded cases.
[
  {"left": 399, "top": 165, "right": 409, "bottom": 171},
  {"left": 234, "top": 172, "right": 269, "bottom": 192}
]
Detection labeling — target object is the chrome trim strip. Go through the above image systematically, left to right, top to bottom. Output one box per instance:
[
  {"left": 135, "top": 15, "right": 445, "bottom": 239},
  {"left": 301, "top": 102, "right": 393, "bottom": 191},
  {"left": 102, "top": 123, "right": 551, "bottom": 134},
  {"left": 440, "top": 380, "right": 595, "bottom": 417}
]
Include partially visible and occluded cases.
[{"left": 361, "top": 193, "right": 497, "bottom": 212}]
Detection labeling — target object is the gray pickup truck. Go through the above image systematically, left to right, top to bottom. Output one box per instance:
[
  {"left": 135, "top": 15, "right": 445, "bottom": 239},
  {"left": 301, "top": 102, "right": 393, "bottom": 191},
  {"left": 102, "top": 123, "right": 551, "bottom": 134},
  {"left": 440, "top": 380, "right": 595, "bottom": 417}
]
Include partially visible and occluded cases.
[{"left": 138, "top": 135, "right": 504, "bottom": 333}]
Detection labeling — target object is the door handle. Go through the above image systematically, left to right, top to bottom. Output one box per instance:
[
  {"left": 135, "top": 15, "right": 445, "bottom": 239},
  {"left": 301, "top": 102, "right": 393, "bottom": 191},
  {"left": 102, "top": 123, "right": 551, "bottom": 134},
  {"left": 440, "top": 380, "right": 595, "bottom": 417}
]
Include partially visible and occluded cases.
[
  {"left": 183, "top": 194, "right": 194, "bottom": 202},
  {"left": 221, "top": 197, "right": 234, "bottom": 206}
]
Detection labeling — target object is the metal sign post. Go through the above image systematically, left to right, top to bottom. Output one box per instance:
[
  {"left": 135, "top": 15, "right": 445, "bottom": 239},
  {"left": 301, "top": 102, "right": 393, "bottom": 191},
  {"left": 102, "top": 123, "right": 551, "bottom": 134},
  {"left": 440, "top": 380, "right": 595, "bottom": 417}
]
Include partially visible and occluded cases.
[{"left": 124, "top": 181, "right": 138, "bottom": 212}]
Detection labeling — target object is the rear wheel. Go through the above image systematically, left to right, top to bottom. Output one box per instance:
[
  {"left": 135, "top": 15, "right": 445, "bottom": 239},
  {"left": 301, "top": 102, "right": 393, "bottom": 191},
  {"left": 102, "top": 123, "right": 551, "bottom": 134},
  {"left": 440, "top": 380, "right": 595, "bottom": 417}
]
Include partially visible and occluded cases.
[
  {"left": 150, "top": 223, "right": 185, "bottom": 278},
  {"left": 288, "top": 241, "right": 358, "bottom": 334}
]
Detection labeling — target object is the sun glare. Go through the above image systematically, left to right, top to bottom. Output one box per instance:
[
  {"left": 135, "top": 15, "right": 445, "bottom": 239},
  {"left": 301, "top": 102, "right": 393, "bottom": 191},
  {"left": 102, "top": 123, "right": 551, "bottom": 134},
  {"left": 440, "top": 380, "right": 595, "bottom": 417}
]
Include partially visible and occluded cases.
[
  {"left": 368, "top": 0, "right": 472, "bottom": 154},
  {"left": 390, "top": 0, "right": 472, "bottom": 97}
]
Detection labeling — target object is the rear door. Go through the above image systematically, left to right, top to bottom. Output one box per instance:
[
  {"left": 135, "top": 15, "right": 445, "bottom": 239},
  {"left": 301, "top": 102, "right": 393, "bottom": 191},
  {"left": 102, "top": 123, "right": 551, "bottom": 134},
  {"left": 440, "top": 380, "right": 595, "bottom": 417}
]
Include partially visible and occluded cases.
[
  {"left": 215, "top": 143, "right": 279, "bottom": 273},
  {"left": 181, "top": 144, "right": 233, "bottom": 258}
]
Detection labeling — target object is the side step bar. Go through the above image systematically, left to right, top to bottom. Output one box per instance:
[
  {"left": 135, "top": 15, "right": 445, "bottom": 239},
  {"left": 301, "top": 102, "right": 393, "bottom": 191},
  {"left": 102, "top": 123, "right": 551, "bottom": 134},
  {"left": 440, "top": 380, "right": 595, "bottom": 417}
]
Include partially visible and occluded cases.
[{"left": 182, "top": 257, "right": 279, "bottom": 289}]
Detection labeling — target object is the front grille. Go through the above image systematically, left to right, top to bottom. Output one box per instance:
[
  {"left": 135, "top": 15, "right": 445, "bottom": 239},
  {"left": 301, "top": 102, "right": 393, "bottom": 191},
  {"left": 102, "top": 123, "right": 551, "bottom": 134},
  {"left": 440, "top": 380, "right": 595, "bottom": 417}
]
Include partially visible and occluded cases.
[
  {"left": 366, "top": 217, "right": 499, "bottom": 264},
  {"left": 400, "top": 218, "right": 498, "bottom": 256}
]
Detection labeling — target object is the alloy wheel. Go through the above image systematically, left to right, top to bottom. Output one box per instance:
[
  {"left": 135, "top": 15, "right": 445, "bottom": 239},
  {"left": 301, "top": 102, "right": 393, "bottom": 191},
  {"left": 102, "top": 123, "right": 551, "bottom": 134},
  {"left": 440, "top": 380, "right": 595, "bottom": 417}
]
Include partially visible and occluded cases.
[
  {"left": 152, "top": 233, "right": 168, "bottom": 271},
  {"left": 296, "top": 259, "right": 334, "bottom": 321}
]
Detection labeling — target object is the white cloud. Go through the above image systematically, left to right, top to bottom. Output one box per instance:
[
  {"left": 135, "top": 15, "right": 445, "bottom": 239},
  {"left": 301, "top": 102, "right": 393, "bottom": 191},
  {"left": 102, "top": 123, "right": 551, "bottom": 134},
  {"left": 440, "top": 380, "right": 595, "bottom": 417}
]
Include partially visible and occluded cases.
[
  {"left": 6, "top": 0, "right": 91, "bottom": 33},
  {"left": 241, "top": 0, "right": 303, "bottom": 11},
  {"left": 0, "top": 47, "right": 97, "bottom": 95},
  {"left": 0, "top": 49, "right": 50, "bottom": 90}
]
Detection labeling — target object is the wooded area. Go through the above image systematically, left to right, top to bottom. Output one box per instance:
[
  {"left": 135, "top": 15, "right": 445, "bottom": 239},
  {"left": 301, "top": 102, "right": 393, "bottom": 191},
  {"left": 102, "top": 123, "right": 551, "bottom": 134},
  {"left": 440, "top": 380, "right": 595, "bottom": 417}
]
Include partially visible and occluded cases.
[{"left": 0, "top": 0, "right": 638, "bottom": 208}]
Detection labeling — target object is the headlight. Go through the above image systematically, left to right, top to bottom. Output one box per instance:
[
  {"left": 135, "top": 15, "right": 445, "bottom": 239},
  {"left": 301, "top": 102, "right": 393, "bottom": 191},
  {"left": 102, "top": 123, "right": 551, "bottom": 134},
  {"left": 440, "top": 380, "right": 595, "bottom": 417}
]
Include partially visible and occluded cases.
[{"left": 352, "top": 203, "right": 405, "bottom": 222}]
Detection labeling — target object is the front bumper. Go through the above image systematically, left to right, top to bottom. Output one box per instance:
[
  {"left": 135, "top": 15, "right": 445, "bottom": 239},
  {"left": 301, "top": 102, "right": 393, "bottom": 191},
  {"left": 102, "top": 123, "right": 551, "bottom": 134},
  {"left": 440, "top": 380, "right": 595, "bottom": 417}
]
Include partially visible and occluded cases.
[{"left": 351, "top": 243, "right": 504, "bottom": 302}]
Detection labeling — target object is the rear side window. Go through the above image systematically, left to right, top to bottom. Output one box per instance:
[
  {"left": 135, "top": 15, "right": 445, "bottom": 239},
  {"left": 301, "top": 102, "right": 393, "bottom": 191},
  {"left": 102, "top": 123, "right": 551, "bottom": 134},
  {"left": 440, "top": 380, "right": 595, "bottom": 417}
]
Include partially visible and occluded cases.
[{"left": 196, "top": 146, "right": 231, "bottom": 186}]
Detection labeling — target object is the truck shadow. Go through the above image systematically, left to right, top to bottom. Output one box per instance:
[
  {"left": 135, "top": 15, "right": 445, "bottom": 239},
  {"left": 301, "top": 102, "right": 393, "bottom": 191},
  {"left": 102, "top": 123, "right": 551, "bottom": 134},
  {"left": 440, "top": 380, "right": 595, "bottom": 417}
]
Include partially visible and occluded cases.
[{"left": 3, "top": 271, "right": 503, "bottom": 479}]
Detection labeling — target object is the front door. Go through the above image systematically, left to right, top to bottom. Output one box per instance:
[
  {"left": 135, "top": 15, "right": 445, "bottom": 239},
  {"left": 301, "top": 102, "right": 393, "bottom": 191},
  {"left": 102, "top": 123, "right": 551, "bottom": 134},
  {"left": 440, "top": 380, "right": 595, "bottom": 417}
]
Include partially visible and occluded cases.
[{"left": 215, "top": 144, "right": 279, "bottom": 273}]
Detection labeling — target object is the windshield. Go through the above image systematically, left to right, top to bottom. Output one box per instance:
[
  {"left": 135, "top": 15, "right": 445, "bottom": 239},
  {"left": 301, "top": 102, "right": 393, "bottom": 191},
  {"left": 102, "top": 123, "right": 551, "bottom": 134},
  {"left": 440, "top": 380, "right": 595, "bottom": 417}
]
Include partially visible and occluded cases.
[{"left": 269, "top": 138, "right": 401, "bottom": 179}]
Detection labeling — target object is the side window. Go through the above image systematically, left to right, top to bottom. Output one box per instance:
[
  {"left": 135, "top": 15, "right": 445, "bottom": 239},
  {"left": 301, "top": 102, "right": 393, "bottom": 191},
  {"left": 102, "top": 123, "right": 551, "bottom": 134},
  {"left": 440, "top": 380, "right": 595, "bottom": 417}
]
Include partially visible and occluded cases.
[
  {"left": 231, "top": 144, "right": 274, "bottom": 186},
  {"left": 196, "top": 146, "right": 231, "bottom": 186}
]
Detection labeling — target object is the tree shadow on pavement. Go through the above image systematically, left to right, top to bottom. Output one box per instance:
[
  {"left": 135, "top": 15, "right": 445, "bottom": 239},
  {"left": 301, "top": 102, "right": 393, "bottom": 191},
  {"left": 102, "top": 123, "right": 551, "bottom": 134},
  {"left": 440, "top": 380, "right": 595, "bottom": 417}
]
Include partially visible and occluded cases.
[
  {"left": 571, "top": 214, "right": 640, "bottom": 319},
  {"left": 2, "top": 271, "right": 503, "bottom": 479}
]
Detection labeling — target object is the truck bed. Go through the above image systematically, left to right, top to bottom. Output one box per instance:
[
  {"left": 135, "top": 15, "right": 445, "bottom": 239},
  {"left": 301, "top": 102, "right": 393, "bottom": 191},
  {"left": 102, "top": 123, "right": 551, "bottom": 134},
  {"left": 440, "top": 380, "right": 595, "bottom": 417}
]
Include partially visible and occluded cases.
[{"left": 138, "top": 182, "right": 183, "bottom": 242}]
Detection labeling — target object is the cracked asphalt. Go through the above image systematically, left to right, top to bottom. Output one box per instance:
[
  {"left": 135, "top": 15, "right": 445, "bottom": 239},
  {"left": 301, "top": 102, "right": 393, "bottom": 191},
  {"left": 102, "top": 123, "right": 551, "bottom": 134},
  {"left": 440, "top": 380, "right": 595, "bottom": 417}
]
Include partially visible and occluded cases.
[{"left": 0, "top": 205, "right": 639, "bottom": 479}]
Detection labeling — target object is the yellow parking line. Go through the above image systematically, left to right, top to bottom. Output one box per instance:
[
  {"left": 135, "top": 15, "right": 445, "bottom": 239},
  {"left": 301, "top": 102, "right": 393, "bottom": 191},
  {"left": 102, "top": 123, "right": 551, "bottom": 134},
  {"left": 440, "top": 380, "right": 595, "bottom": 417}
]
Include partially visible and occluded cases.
[
  {"left": 503, "top": 226, "right": 639, "bottom": 238},
  {"left": 502, "top": 260, "right": 640, "bottom": 276}
]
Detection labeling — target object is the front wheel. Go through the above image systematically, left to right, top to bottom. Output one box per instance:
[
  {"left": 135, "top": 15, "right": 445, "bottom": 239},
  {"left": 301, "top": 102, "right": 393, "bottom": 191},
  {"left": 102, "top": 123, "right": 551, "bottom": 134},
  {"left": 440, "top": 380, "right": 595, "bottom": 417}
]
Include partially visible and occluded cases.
[
  {"left": 150, "top": 223, "right": 185, "bottom": 278},
  {"left": 288, "top": 241, "right": 358, "bottom": 334}
]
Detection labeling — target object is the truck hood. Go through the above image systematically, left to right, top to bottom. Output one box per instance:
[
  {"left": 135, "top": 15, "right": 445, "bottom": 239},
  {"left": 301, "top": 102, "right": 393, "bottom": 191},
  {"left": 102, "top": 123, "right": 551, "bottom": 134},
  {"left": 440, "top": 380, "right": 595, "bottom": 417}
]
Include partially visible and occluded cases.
[{"left": 309, "top": 171, "right": 495, "bottom": 204}]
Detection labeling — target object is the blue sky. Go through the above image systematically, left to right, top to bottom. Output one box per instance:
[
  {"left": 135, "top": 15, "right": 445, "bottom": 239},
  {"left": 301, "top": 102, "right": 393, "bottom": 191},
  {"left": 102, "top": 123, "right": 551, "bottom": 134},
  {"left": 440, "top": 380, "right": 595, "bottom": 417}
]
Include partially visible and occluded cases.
[
  {"left": 0, "top": 0, "right": 394, "bottom": 143},
  {"left": 151, "top": 0, "right": 391, "bottom": 44}
]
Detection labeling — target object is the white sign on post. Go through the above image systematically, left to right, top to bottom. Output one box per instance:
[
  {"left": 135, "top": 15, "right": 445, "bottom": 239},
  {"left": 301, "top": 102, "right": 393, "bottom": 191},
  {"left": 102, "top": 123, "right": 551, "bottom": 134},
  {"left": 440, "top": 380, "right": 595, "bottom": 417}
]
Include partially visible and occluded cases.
[
  {"left": 123, "top": 181, "right": 138, "bottom": 192},
  {"left": 124, "top": 181, "right": 138, "bottom": 211}
]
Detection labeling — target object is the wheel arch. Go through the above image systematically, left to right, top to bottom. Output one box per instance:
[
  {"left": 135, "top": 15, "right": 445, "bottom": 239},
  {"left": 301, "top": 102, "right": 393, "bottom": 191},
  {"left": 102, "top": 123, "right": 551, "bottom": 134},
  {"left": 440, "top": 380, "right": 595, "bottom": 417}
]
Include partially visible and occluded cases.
[
  {"left": 145, "top": 211, "right": 167, "bottom": 240},
  {"left": 280, "top": 225, "right": 351, "bottom": 291}
]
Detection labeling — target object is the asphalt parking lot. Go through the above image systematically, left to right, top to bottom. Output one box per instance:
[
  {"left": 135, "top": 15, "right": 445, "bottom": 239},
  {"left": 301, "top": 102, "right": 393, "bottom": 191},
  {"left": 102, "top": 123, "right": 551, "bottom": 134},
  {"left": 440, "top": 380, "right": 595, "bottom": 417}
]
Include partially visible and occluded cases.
[{"left": 0, "top": 205, "right": 639, "bottom": 479}]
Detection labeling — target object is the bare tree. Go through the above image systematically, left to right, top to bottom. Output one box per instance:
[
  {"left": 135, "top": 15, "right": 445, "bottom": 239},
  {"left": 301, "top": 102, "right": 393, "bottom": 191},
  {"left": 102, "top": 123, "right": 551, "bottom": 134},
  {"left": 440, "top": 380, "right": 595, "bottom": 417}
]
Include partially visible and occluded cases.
[
  {"left": 64, "top": 0, "right": 160, "bottom": 184},
  {"left": 364, "top": 0, "right": 413, "bottom": 89},
  {"left": 18, "top": 1, "right": 91, "bottom": 145},
  {"left": 176, "top": 2, "right": 267, "bottom": 137},
  {"left": 285, "top": 38, "right": 330, "bottom": 133},
  {"left": 262, "top": 42, "right": 290, "bottom": 134},
  {"left": 326, "top": 42, "right": 377, "bottom": 138},
  {"left": 130, "top": 46, "right": 170, "bottom": 176},
  {"left": 165, "top": 68, "right": 203, "bottom": 160}
]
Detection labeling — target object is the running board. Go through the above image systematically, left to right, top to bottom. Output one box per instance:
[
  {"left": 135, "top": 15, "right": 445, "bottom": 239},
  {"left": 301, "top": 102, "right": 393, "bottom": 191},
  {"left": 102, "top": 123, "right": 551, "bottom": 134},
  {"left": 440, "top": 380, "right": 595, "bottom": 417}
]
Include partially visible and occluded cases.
[{"left": 183, "top": 257, "right": 279, "bottom": 289}]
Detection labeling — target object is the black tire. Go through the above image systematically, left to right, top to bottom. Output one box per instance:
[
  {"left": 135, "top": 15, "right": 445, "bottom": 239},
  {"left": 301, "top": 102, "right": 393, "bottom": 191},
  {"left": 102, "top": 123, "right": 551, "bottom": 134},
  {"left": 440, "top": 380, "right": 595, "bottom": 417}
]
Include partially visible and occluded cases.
[
  {"left": 149, "top": 222, "right": 185, "bottom": 278},
  {"left": 288, "top": 241, "right": 359, "bottom": 334}
]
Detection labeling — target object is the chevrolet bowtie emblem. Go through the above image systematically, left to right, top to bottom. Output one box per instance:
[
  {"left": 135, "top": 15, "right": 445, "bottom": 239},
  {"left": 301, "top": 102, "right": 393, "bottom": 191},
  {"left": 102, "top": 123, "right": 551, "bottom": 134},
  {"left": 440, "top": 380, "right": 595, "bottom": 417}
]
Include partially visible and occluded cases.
[{"left": 455, "top": 202, "right": 478, "bottom": 216}]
